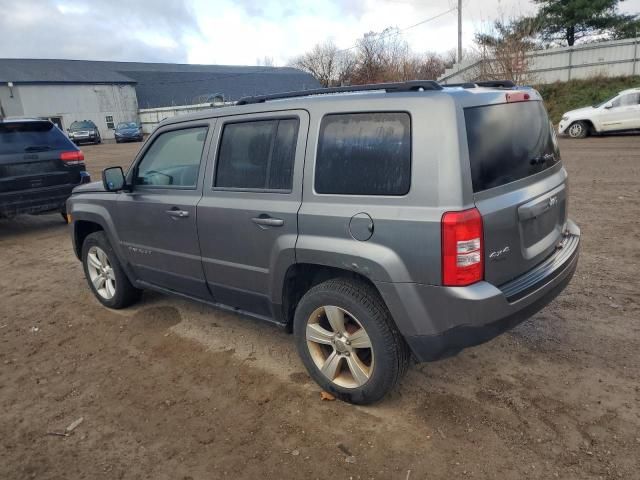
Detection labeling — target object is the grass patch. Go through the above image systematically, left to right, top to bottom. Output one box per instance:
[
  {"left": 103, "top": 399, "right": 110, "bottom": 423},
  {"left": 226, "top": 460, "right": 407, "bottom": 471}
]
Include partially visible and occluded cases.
[{"left": 536, "top": 75, "right": 640, "bottom": 124}]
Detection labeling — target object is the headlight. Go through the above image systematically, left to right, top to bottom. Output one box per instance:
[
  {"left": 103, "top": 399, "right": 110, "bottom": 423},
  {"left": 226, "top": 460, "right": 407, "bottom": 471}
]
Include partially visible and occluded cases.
[{"left": 561, "top": 116, "right": 569, "bottom": 121}]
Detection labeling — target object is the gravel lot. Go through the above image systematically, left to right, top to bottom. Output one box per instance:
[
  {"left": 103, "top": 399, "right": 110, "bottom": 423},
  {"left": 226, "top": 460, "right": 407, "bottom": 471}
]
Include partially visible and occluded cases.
[{"left": 1, "top": 136, "right": 639, "bottom": 479}]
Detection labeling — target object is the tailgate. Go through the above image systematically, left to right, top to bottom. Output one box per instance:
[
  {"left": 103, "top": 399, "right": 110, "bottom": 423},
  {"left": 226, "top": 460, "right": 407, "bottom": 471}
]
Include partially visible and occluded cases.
[
  {"left": 464, "top": 99, "right": 568, "bottom": 286},
  {"left": 0, "top": 121, "right": 81, "bottom": 194}
]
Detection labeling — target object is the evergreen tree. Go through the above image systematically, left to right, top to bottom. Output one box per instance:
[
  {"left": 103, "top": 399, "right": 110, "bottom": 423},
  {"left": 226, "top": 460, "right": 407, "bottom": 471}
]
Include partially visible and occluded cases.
[{"left": 532, "top": 0, "right": 639, "bottom": 46}]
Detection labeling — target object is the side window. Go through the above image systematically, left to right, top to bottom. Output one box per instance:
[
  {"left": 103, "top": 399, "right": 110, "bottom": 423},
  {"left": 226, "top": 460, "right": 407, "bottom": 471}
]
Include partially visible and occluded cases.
[
  {"left": 611, "top": 94, "right": 639, "bottom": 108},
  {"left": 315, "top": 112, "right": 411, "bottom": 195},
  {"left": 215, "top": 118, "right": 299, "bottom": 191},
  {"left": 135, "top": 127, "right": 208, "bottom": 187}
]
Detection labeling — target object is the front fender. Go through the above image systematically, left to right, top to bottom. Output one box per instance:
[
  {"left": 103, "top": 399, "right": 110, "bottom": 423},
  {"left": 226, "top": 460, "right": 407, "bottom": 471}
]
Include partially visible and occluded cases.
[{"left": 67, "top": 196, "right": 134, "bottom": 281}]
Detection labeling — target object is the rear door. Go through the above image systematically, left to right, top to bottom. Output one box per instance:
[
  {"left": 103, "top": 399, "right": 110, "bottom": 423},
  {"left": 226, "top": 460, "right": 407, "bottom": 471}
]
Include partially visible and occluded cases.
[
  {"left": 464, "top": 99, "right": 567, "bottom": 286},
  {"left": 197, "top": 111, "right": 308, "bottom": 318},
  {"left": 0, "top": 121, "right": 81, "bottom": 197},
  {"left": 116, "top": 122, "right": 213, "bottom": 298}
]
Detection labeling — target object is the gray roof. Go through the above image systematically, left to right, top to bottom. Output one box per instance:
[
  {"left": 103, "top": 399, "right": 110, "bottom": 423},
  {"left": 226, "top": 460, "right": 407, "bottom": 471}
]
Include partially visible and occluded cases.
[{"left": 0, "top": 58, "right": 321, "bottom": 108}]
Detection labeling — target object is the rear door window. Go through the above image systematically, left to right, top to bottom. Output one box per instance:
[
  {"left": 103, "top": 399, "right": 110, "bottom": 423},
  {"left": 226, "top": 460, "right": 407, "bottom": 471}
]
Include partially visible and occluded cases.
[
  {"left": 464, "top": 101, "right": 559, "bottom": 193},
  {"left": 315, "top": 112, "right": 411, "bottom": 195},
  {"left": 214, "top": 118, "right": 299, "bottom": 191},
  {"left": 0, "top": 121, "right": 73, "bottom": 155}
]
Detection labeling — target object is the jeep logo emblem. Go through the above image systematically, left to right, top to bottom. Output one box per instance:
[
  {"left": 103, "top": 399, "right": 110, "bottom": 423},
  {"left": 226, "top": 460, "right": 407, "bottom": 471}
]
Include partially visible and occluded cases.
[{"left": 548, "top": 196, "right": 558, "bottom": 208}]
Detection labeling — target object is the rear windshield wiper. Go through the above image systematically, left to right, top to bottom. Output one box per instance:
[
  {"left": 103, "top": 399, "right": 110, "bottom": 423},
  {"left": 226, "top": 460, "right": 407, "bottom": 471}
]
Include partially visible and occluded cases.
[{"left": 24, "top": 145, "right": 52, "bottom": 152}]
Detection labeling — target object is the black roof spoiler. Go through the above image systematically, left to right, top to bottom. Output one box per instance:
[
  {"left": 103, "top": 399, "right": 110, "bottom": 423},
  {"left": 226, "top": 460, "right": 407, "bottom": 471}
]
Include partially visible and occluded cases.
[
  {"left": 236, "top": 80, "right": 443, "bottom": 105},
  {"left": 444, "top": 80, "right": 517, "bottom": 89}
]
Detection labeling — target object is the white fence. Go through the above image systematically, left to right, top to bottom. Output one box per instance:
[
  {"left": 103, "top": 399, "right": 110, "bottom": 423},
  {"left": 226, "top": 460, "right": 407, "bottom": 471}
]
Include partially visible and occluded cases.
[
  {"left": 439, "top": 37, "right": 640, "bottom": 84},
  {"left": 138, "top": 101, "right": 233, "bottom": 134}
]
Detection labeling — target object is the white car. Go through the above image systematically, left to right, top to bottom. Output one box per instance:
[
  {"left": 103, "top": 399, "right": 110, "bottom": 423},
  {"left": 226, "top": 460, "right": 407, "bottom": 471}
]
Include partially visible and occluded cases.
[{"left": 558, "top": 87, "right": 640, "bottom": 138}]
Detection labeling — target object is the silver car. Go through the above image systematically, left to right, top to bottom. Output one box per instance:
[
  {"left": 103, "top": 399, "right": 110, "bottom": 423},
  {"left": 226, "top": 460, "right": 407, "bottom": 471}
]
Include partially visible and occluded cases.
[{"left": 67, "top": 80, "right": 580, "bottom": 404}]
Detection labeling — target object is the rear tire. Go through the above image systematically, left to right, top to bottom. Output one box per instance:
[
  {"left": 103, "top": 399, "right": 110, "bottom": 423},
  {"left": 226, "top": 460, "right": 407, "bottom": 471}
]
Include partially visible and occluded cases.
[
  {"left": 568, "top": 121, "right": 589, "bottom": 138},
  {"left": 81, "top": 231, "right": 141, "bottom": 309},
  {"left": 293, "top": 278, "right": 410, "bottom": 405}
]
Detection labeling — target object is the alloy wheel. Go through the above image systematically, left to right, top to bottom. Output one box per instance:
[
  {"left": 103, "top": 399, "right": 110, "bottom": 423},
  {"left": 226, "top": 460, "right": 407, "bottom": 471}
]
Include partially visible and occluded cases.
[
  {"left": 568, "top": 123, "right": 583, "bottom": 138},
  {"left": 86, "top": 246, "right": 116, "bottom": 300},
  {"left": 305, "top": 305, "right": 374, "bottom": 388}
]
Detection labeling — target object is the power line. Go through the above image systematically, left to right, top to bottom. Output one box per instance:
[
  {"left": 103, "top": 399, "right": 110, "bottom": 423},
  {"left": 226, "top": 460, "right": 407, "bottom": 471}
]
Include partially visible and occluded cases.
[{"left": 140, "top": 6, "right": 457, "bottom": 87}]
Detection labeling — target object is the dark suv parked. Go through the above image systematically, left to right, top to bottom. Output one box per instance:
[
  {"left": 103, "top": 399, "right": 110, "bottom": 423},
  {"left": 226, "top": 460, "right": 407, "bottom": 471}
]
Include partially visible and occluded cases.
[
  {"left": 67, "top": 81, "right": 580, "bottom": 404},
  {"left": 1, "top": 119, "right": 90, "bottom": 219},
  {"left": 68, "top": 120, "right": 101, "bottom": 145}
]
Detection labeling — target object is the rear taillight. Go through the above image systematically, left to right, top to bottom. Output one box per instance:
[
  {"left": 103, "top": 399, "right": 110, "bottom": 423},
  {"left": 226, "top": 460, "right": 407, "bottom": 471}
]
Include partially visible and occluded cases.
[
  {"left": 60, "top": 150, "right": 84, "bottom": 165},
  {"left": 441, "top": 208, "right": 484, "bottom": 286}
]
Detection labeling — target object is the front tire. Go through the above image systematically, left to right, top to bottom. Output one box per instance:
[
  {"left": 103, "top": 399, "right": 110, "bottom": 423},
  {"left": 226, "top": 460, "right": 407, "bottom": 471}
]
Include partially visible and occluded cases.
[
  {"left": 568, "top": 121, "right": 589, "bottom": 138},
  {"left": 81, "top": 231, "right": 141, "bottom": 309},
  {"left": 293, "top": 278, "right": 410, "bottom": 405}
]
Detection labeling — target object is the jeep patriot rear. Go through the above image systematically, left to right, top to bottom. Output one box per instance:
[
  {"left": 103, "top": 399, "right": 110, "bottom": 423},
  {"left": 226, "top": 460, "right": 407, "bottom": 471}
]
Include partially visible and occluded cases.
[{"left": 67, "top": 80, "right": 580, "bottom": 404}]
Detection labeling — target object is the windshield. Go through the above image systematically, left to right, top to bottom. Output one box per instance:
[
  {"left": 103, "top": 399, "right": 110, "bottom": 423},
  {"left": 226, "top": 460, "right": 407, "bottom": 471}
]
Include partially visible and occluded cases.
[
  {"left": 465, "top": 100, "right": 560, "bottom": 192},
  {"left": 0, "top": 121, "right": 74, "bottom": 155},
  {"left": 69, "top": 121, "right": 96, "bottom": 130},
  {"left": 117, "top": 122, "right": 138, "bottom": 129}
]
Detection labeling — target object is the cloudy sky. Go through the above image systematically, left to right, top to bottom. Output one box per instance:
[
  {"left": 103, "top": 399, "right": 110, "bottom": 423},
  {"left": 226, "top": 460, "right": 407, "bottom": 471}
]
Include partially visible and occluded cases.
[{"left": 1, "top": 0, "right": 639, "bottom": 66}]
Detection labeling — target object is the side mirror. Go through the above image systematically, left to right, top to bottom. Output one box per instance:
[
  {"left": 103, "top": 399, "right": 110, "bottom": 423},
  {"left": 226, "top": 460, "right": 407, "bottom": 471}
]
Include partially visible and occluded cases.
[
  {"left": 604, "top": 102, "right": 613, "bottom": 109},
  {"left": 102, "top": 166, "right": 127, "bottom": 192}
]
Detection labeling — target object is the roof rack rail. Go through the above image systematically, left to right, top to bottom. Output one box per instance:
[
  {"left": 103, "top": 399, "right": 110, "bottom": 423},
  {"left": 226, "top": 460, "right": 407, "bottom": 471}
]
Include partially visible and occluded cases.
[
  {"left": 236, "top": 80, "right": 443, "bottom": 105},
  {"left": 443, "top": 82, "right": 477, "bottom": 89}
]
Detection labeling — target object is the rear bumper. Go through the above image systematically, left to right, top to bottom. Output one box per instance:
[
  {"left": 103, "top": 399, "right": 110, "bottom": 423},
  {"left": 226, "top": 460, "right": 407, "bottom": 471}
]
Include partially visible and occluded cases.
[
  {"left": 0, "top": 176, "right": 90, "bottom": 217},
  {"left": 376, "top": 219, "right": 580, "bottom": 362}
]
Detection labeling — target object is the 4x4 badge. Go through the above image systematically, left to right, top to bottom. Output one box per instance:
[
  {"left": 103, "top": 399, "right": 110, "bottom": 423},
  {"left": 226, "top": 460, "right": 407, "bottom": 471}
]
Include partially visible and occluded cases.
[{"left": 489, "top": 246, "right": 511, "bottom": 261}]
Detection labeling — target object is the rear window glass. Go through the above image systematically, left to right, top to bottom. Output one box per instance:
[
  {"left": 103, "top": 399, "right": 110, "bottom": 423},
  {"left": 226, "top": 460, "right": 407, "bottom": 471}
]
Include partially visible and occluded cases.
[
  {"left": 465, "top": 101, "right": 560, "bottom": 192},
  {"left": 315, "top": 112, "right": 411, "bottom": 195},
  {"left": 0, "top": 122, "right": 73, "bottom": 155}
]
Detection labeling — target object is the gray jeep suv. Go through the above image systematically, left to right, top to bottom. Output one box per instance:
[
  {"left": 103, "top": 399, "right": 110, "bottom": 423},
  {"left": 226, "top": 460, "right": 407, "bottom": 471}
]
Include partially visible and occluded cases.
[{"left": 67, "top": 80, "right": 580, "bottom": 404}]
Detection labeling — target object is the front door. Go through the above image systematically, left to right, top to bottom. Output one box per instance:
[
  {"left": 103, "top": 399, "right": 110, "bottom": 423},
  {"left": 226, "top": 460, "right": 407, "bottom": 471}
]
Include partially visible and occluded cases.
[
  {"left": 197, "top": 111, "right": 308, "bottom": 318},
  {"left": 116, "top": 122, "right": 213, "bottom": 298}
]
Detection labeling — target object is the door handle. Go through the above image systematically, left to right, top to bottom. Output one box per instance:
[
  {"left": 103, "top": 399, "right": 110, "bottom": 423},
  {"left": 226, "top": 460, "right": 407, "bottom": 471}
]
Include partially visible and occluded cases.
[
  {"left": 166, "top": 208, "right": 189, "bottom": 218},
  {"left": 251, "top": 215, "right": 284, "bottom": 228}
]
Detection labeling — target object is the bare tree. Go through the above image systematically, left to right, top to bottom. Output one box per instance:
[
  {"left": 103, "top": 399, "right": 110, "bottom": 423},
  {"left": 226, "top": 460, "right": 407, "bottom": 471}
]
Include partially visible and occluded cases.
[{"left": 469, "top": 18, "right": 537, "bottom": 83}]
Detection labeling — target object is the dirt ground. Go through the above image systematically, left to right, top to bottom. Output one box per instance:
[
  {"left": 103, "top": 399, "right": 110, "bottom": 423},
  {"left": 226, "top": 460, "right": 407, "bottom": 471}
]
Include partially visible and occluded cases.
[{"left": 1, "top": 136, "right": 639, "bottom": 480}]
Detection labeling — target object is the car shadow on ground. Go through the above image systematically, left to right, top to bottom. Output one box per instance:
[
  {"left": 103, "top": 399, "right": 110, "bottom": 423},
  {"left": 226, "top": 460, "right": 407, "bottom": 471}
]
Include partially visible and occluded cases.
[{"left": 0, "top": 213, "right": 68, "bottom": 241}]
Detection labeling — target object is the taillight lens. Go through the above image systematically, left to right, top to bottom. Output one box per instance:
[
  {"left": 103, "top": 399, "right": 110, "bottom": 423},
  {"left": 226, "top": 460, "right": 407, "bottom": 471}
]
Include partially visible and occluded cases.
[
  {"left": 506, "top": 91, "right": 530, "bottom": 103},
  {"left": 60, "top": 150, "right": 85, "bottom": 165},
  {"left": 441, "top": 208, "right": 483, "bottom": 286}
]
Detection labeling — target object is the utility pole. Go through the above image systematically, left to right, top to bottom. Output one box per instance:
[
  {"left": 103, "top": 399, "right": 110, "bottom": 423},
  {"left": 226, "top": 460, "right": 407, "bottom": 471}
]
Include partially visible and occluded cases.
[{"left": 457, "top": 0, "right": 463, "bottom": 63}]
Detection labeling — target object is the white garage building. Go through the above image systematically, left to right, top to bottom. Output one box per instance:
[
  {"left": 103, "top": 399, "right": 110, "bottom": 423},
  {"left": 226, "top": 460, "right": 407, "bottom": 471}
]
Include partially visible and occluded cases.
[{"left": 0, "top": 59, "right": 321, "bottom": 139}]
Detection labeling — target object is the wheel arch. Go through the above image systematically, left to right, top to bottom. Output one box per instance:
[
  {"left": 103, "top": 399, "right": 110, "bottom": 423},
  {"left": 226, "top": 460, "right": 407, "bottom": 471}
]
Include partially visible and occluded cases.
[{"left": 279, "top": 263, "right": 387, "bottom": 332}]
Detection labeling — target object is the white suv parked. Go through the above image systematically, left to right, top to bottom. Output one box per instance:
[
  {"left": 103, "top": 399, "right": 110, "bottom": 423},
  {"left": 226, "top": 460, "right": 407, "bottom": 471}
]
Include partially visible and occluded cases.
[{"left": 558, "top": 87, "right": 640, "bottom": 138}]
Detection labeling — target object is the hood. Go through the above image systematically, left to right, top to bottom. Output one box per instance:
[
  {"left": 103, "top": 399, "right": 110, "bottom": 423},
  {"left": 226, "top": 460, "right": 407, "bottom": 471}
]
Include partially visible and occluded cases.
[
  {"left": 564, "top": 106, "right": 596, "bottom": 118},
  {"left": 116, "top": 128, "right": 140, "bottom": 134},
  {"left": 73, "top": 180, "right": 105, "bottom": 194}
]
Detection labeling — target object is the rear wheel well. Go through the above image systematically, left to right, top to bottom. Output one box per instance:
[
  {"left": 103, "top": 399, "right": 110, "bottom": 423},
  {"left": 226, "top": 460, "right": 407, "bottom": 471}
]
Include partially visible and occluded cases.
[
  {"left": 74, "top": 221, "right": 103, "bottom": 258},
  {"left": 281, "top": 264, "right": 385, "bottom": 332}
]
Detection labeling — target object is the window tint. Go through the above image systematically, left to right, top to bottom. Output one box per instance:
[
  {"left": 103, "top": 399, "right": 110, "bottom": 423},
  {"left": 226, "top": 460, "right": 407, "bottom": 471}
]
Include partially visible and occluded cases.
[
  {"left": 612, "top": 93, "right": 640, "bottom": 107},
  {"left": 465, "top": 101, "right": 559, "bottom": 192},
  {"left": 315, "top": 113, "right": 411, "bottom": 196},
  {"left": 215, "top": 118, "right": 299, "bottom": 191},
  {"left": 0, "top": 121, "right": 74, "bottom": 155},
  {"left": 135, "top": 127, "right": 207, "bottom": 187}
]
